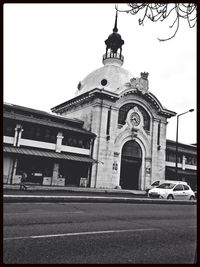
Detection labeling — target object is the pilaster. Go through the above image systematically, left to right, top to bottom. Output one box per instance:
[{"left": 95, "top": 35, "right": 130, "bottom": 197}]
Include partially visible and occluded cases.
[{"left": 56, "top": 132, "right": 64, "bottom": 152}]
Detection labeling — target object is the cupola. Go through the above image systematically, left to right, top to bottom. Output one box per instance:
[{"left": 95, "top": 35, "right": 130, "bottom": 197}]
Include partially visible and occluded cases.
[{"left": 103, "top": 10, "right": 124, "bottom": 67}]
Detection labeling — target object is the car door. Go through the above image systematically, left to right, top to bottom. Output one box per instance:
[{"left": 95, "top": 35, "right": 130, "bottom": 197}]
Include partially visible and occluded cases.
[
  {"left": 173, "top": 184, "right": 184, "bottom": 199},
  {"left": 182, "top": 184, "right": 192, "bottom": 200}
]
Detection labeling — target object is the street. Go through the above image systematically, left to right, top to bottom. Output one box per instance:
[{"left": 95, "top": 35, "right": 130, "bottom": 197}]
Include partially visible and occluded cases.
[{"left": 4, "top": 202, "right": 196, "bottom": 264}]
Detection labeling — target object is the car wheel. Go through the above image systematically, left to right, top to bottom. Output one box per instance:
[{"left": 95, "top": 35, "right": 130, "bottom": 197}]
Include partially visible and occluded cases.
[
  {"left": 167, "top": 195, "right": 174, "bottom": 200},
  {"left": 189, "top": 196, "right": 195, "bottom": 200}
]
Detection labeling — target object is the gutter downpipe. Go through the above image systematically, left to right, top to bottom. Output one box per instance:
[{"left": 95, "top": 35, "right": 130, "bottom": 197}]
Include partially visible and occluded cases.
[
  {"left": 94, "top": 97, "right": 104, "bottom": 188},
  {"left": 88, "top": 136, "right": 95, "bottom": 187}
]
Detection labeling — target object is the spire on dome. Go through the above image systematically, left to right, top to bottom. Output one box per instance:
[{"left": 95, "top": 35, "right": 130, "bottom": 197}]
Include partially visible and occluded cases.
[{"left": 113, "top": 10, "right": 118, "bottom": 33}]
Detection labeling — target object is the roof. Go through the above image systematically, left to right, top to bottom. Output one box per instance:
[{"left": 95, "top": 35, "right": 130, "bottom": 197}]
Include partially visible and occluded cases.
[
  {"left": 75, "top": 64, "right": 133, "bottom": 97},
  {"left": 51, "top": 88, "right": 119, "bottom": 113},
  {"left": 4, "top": 102, "right": 83, "bottom": 125},
  {"left": 4, "top": 103, "right": 96, "bottom": 137},
  {"left": 166, "top": 139, "right": 197, "bottom": 155},
  {"left": 166, "top": 139, "right": 197, "bottom": 148},
  {"left": 3, "top": 145, "right": 96, "bottom": 164}
]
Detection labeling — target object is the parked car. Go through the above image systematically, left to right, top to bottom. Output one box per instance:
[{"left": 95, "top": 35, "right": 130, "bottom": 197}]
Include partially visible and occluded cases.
[
  {"left": 145, "top": 180, "right": 187, "bottom": 194},
  {"left": 148, "top": 181, "right": 195, "bottom": 200}
]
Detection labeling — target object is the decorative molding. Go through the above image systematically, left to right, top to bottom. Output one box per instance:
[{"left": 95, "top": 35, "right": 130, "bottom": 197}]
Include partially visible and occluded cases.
[{"left": 114, "top": 152, "right": 120, "bottom": 157}]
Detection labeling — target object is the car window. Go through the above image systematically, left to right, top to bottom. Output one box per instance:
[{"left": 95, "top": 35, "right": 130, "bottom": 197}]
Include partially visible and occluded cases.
[
  {"left": 151, "top": 181, "right": 160, "bottom": 186},
  {"left": 157, "top": 183, "right": 175, "bottom": 189},
  {"left": 174, "top": 184, "right": 184, "bottom": 191},
  {"left": 183, "top": 184, "right": 190, "bottom": 190}
]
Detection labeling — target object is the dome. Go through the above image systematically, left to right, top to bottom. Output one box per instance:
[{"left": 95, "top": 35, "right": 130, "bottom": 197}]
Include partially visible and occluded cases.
[
  {"left": 75, "top": 10, "right": 132, "bottom": 97},
  {"left": 75, "top": 64, "right": 133, "bottom": 96}
]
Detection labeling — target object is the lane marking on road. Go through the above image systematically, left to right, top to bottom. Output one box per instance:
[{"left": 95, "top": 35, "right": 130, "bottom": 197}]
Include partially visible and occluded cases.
[
  {"left": 4, "top": 195, "right": 139, "bottom": 199},
  {"left": 4, "top": 211, "right": 84, "bottom": 215},
  {"left": 4, "top": 228, "right": 158, "bottom": 241}
]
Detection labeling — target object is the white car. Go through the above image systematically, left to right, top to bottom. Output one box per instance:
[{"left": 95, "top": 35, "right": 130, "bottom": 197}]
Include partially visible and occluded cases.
[
  {"left": 145, "top": 180, "right": 187, "bottom": 194},
  {"left": 148, "top": 182, "right": 195, "bottom": 200}
]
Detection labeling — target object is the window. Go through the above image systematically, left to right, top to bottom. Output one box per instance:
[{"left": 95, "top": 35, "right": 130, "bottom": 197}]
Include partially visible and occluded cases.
[
  {"left": 118, "top": 103, "right": 150, "bottom": 131},
  {"left": 3, "top": 119, "right": 15, "bottom": 137},
  {"left": 157, "top": 122, "right": 161, "bottom": 146},
  {"left": 22, "top": 124, "right": 56, "bottom": 143},
  {"left": 62, "top": 132, "right": 90, "bottom": 149},
  {"left": 166, "top": 151, "right": 176, "bottom": 162},
  {"left": 185, "top": 156, "right": 196, "bottom": 165},
  {"left": 151, "top": 181, "right": 160, "bottom": 186},
  {"left": 158, "top": 183, "right": 175, "bottom": 189},
  {"left": 174, "top": 184, "right": 183, "bottom": 191},
  {"left": 183, "top": 185, "right": 190, "bottom": 190}
]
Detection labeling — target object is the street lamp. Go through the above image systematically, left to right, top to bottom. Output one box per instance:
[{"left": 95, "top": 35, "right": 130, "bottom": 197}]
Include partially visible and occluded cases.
[{"left": 175, "top": 109, "right": 194, "bottom": 179}]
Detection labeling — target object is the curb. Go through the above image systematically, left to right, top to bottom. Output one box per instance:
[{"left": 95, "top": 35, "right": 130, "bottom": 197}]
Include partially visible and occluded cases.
[{"left": 4, "top": 195, "right": 196, "bottom": 205}]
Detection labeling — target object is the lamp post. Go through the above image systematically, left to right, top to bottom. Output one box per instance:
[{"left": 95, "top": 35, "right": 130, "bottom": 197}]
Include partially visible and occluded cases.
[{"left": 175, "top": 109, "right": 194, "bottom": 179}]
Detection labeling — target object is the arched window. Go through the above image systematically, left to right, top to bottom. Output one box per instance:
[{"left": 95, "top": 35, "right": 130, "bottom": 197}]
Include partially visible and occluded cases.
[
  {"left": 118, "top": 103, "right": 150, "bottom": 131},
  {"left": 122, "top": 140, "right": 142, "bottom": 159}
]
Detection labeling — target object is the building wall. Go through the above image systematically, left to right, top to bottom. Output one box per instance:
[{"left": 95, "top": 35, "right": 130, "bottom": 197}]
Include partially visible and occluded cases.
[{"left": 58, "top": 90, "right": 170, "bottom": 190}]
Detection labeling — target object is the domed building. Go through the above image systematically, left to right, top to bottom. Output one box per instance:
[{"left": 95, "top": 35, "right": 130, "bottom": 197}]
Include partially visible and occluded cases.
[{"left": 51, "top": 11, "right": 176, "bottom": 190}]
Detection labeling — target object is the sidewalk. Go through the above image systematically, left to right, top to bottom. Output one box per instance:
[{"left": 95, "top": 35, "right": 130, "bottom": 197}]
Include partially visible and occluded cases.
[
  {"left": 3, "top": 184, "right": 196, "bottom": 205},
  {"left": 3, "top": 184, "right": 146, "bottom": 197}
]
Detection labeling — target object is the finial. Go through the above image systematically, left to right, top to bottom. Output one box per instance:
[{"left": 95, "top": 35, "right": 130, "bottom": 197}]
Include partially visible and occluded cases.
[
  {"left": 113, "top": 8, "right": 118, "bottom": 33},
  {"left": 140, "top": 72, "right": 149, "bottom": 80}
]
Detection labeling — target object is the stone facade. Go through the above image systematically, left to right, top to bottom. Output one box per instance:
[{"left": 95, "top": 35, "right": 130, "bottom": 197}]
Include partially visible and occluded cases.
[{"left": 52, "top": 85, "right": 175, "bottom": 190}]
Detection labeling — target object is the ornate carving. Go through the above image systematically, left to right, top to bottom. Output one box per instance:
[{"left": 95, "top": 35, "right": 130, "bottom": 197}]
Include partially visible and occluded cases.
[{"left": 125, "top": 75, "right": 149, "bottom": 95}]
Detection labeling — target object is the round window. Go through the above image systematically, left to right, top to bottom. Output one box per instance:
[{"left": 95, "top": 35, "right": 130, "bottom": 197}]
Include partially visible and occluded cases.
[{"left": 101, "top": 79, "right": 108, "bottom": 86}]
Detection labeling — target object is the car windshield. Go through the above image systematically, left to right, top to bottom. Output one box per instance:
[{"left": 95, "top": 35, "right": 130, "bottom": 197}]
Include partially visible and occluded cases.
[
  {"left": 151, "top": 181, "right": 159, "bottom": 186},
  {"left": 157, "top": 183, "right": 175, "bottom": 189}
]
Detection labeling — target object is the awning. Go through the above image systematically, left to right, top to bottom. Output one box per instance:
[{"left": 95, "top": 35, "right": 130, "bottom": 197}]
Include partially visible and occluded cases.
[
  {"left": 3, "top": 146, "right": 96, "bottom": 164},
  {"left": 166, "top": 166, "right": 197, "bottom": 177}
]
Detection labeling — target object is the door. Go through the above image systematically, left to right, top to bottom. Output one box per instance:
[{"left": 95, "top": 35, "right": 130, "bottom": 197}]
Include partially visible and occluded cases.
[
  {"left": 120, "top": 141, "right": 142, "bottom": 190},
  {"left": 173, "top": 184, "right": 185, "bottom": 199}
]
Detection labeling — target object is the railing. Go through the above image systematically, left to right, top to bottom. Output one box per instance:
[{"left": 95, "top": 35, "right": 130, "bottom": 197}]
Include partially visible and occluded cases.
[{"left": 103, "top": 52, "right": 124, "bottom": 62}]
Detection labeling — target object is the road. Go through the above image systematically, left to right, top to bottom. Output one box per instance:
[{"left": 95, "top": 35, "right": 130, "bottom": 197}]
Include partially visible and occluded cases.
[{"left": 4, "top": 202, "right": 196, "bottom": 264}]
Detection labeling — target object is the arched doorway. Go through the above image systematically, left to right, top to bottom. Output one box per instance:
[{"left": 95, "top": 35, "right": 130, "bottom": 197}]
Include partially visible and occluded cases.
[{"left": 120, "top": 140, "right": 142, "bottom": 190}]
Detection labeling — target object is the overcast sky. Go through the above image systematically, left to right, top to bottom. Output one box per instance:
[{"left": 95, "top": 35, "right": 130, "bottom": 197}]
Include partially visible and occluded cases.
[{"left": 3, "top": 3, "right": 196, "bottom": 144}]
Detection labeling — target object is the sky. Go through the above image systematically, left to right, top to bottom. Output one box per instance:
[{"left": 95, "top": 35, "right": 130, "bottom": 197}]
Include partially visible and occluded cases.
[{"left": 3, "top": 3, "right": 196, "bottom": 145}]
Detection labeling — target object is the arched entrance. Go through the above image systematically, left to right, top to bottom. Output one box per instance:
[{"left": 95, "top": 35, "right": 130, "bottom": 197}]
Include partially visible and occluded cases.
[{"left": 120, "top": 140, "right": 142, "bottom": 190}]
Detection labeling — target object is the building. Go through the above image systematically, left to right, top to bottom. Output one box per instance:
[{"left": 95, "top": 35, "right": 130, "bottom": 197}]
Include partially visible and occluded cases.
[
  {"left": 3, "top": 12, "right": 196, "bottom": 190},
  {"left": 51, "top": 12, "right": 176, "bottom": 190},
  {"left": 3, "top": 103, "right": 96, "bottom": 187},
  {"left": 165, "top": 140, "right": 197, "bottom": 190}
]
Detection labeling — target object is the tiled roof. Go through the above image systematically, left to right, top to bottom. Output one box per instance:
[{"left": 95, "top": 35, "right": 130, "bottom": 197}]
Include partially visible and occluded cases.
[{"left": 3, "top": 146, "right": 96, "bottom": 164}]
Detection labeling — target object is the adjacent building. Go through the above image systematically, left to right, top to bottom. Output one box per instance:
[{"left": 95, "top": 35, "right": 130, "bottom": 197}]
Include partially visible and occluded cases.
[
  {"left": 3, "top": 103, "right": 96, "bottom": 187},
  {"left": 165, "top": 140, "right": 197, "bottom": 190}
]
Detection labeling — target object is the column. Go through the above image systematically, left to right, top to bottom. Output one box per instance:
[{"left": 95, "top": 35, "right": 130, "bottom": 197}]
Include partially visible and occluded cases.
[
  {"left": 13, "top": 124, "right": 22, "bottom": 146},
  {"left": 17, "top": 129, "right": 24, "bottom": 147},
  {"left": 56, "top": 132, "right": 63, "bottom": 153},
  {"left": 182, "top": 155, "right": 186, "bottom": 170},
  {"left": 144, "top": 157, "right": 152, "bottom": 189},
  {"left": 9, "top": 158, "right": 18, "bottom": 184},
  {"left": 52, "top": 162, "right": 59, "bottom": 185}
]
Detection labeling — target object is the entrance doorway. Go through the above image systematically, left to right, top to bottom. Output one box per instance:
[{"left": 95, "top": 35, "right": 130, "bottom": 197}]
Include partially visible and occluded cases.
[{"left": 120, "top": 140, "right": 142, "bottom": 190}]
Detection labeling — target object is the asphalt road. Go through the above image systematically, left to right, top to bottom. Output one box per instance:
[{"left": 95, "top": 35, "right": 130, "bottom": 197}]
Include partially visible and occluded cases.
[{"left": 3, "top": 202, "right": 197, "bottom": 264}]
